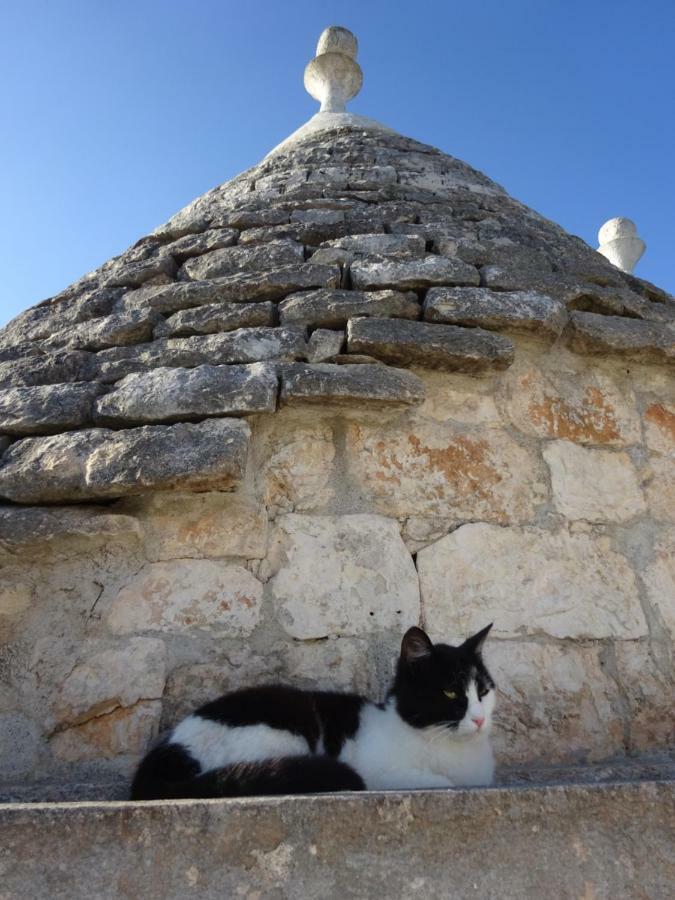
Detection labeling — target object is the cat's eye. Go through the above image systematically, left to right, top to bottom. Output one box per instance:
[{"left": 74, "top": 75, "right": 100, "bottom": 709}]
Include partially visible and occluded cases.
[
  {"left": 478, "top": 688, "right": 489, "bottom": 699},
  {"left": 443, "top": 690, "right": 457, "bottom": 700}
]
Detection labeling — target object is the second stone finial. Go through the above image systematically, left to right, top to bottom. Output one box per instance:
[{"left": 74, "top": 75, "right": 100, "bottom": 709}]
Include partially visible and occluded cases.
[
  {"left": 304, "top": 26, "right": 363, "bottom": 113},
  {"left": 597, "top": 217, "right": 646, "bottom": 274}
]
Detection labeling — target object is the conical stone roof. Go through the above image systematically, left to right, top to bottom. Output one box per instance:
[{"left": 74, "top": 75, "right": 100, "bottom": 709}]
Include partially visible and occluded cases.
[{"left": 0, "top": 28, "right": 673, "bottom": 506}]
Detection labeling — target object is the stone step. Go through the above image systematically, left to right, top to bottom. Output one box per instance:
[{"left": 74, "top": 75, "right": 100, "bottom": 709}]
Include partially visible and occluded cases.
[{"left": 1, "top": 776, "right": 673, "bottom": 899}]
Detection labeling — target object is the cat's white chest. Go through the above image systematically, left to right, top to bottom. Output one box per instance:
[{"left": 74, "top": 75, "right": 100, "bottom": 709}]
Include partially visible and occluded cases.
[{"left": 339, "top": 702, "right": 494, "bottom": 791}]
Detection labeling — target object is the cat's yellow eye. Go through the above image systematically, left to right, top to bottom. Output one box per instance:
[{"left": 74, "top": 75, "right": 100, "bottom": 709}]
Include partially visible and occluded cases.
[{"left": 443, "top": 690, "right": 457, "bottom": 700}]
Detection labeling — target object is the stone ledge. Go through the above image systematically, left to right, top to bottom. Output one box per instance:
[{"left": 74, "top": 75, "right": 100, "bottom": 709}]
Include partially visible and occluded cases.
[
  {"left": 568, "top": 311, "right": 675, "bottom": 364},
  {"left": 280, "top": 363, "right": 425, "bottom": 408},
  {"left": 0, "top": 419, "right": 250, "bottom": 504},
  {"left": 0, "top": 781, "right": 672, "bottom": 899}
]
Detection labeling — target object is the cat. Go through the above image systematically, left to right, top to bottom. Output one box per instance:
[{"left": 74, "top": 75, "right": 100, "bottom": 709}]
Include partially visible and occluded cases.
[{"left": 130, "top": 623, "right": 496, "bottom": 800}]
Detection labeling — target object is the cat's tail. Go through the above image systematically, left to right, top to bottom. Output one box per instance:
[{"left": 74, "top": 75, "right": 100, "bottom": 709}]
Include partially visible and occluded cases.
[{"left": 130, "top": 745, "right": 365, "bottom": 800}]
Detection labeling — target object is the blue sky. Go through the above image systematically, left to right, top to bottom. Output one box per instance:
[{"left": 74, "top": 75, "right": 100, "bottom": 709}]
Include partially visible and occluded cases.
[{"left": 1, "top": 0, "right": 673, "bottom": 327}]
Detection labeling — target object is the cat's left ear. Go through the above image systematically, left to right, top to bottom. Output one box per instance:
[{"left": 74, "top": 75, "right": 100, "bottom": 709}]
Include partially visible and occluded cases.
[
  {"left": 462, "top": 623, "right": 493, "bottom": 655},
  {"left": 401, "top": 627, "right": 433, "bottom": 664}
]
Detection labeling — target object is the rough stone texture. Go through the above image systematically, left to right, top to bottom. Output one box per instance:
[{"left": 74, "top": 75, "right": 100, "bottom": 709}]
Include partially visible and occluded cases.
[
  {"left": 164, "top": 226, "right": 238, "bottom": 260},
  {"left": 319, "top": 232, "right": 425, "bottom": 258},
  {"left": 180, "top": 238, "right": 304, "bottom": 281},
  {"left": 103, "top": 253, "right": 176, "bottom": 288},
  {"left": 351, "top": 254, "right": 480, "bottom": 290},
  {"left": 424, "top": 287, "right": 568, "bottom": 336},
  {"left": 279, "top": 288, "right": 420, "bottom": 328},
  {"left": 154, "top": 301, "right": 275, "bottom": 338},
  {"left": 44, "top": 310, "right": 158, "bottom": 352},
  {"left": 568, "top": 311, "right": 675, "bottom": 364},
  {"left": 347, "top": 317, "right": 514, "bottom": 372},
  {"left": 94, "top": 326, "right": 307, "bottom": 382},
  {"left": 306, "top": 328, "right": 344, "bottom": 361},
  {"left": 0, "top": 350, "right": 95, "bottom": 390},
  {"left": 500, "top": 358, "right": 642, "bottom": 446},
  {"left": 94, "top": 363, "right": 278, "bottom": 425},
  {"left": 280, "top": 363, "right": 425, "bottom": 408},
  {"left": 0, "top": 383, "right": 102, "bottom": 435},
  {"left": 643, "top": 401, "right": 675, "bottom": 455},
  {"left": 0, "top": 419, "right": 250, "bottom": 503},
  {"left": 345, "top": 420, "right": 546, "bottom": 521},
  {"left": 256, "top": 423, "right": 335, "bottom": 513},
  {"left": 543, "top": 440, "right": 646, "bottom": 522},
  {"left": 645, "top": 456, "right": 675, "bottom": 523},
  {"left": 119, "top": 492, "right": 268, "bottom": 561},
  {"left": 0, "top": 505, "right": 140, "bottom": 550},
  {"left": 265, "top": 514, "right": 419, "bottom": 639},
  {"left": 417, "top": 523, "right": 647, "bottom": 640},
  {"left": 641, "top": 528, "right": 675, "bottom": 641},
  {"left": 107, "top": 560, "right": 262, "bottom": 635},
  {"left": 52, "top": 638, "right": 167, "bottom": 730},
  {"left": 486, "top": 642, "right": 624, "bottom": 763},
  {"left": 614, "top": 643, "right": 675, "bottom": 750},
  {"left": 50, "top": 701, "right": 162, "bottom": 763},
  {"left": 0, "top": 783, "right": 673, "bottom": 899}
]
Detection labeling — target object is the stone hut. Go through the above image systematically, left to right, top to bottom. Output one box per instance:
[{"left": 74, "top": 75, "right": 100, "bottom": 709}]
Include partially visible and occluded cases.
[{"left": 0, "top": 26, "right": 673, "bottom": 796}]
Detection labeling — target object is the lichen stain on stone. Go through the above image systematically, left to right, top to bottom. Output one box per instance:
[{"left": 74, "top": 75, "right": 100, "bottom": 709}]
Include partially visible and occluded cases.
[
  {"left": 528, "top": 387, "right": 621, "bottom": 444},
  {"left": 644, "top": 403, "right": 675, "bottom": 445}
]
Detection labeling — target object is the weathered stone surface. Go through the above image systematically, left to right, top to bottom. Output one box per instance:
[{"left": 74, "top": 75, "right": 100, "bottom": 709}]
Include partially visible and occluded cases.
[
  {"left": 226, "top": 208, "right": 289, "bottom": 230},
  {"left": 164, "top": 227, "right": 238, "bottom": 260},
  {"left": 319, "top": 233, "right": 425, "bottom": 259},
  {"left": 180, "top": 239, "right": 304, "bottom": 281},
  {"left": 104, "top": 254, "right": 176, "bottom": 288},
  {"left": 351, "top": 255, "right": 480, "bottom": 290},
  {"left": 119, "top": 264, "right": 340, "bottom": 314},
  {"left": 424, "top": 287, "right": 567, "bottom": 336},
  {"left": 279, "top": 288, "right": 420, "bottom": 328},
  {"left": 154, "top": 301, "right": 275, "bottom": 338},
  {"left": 44, "top": 310, "right": 158, "bottom": 352},
  {"left": 568, "top": 311, "right": 675, "bottom": 364},
  {"left": 347, "top": 317, "right": 514, "bottom": 372},
  {"left": 95, "top": 327, "right": 307, "bottom": 381},
  {"left": 306, "top": 328, "right": 344, "bottom": 361},
  {"left": 0, "top": 350, "right": 95, "bottom": 390},
  {"left": 500, "top": 359, "right": 642, "bottom": 446},
  {"left": 94, "top": 363, "right": 278, "bottom": 425},
  {"left": 280, "top": 363, "right": 425, "bottom": 408},
  {"left": 416, "top": 372, "right": 502, "bottom": 427},
  {"left": 0, "top": 383, "right": 102, "bottom": 435},
  {"left": 643, "top": 401, "right": 675, "bottom": 455},
  {"left": 0, "top": 419, "right": 250, "bottom": 503},
  {"left": 345, "top": 421, "right": 546, "bottom": 521},
  {"left": 258, "top": 424, "right": 335, "bottom": 513},
  {"left": 0, "top": 435, "right": 10, "bottom": 454},
  {"left": 543, "top": 440, "right": 646, "bottom": 522},
  {"left": 645, "top": 456, "right": 675, "bottom": 522},
  {"left": 120, "top": 492, "right": 268, "bottom": 561},
  {"left": 0, "top": 505, "right": 140, "bottom": 549},
  {"left": 265, "top": 514, "right": 419, "bottom": 639},
  {"left": 417, "top": 523, "right": 646, "bottom": 639},
  {"left": 641, "top": 528, "right": 675, "bottom": 641},
  {"left": 107, "top": 560, "right": 262, "bottom": 635},
  {"left": 53, "top": 638, "right": 167, "bottom": 729},
  {"left": 614, "top": 642, "right": 675, "bottom": 750},
  {"left": 486, "top": 643, "right": 623, "bottom": 763},
  {"left": 50, "top": 701, "right": 162, "bottom": 763},
  {"left": 0, "top": 714, "right": 40, "bottom": 780},
  {"left": 1, "top": 783, "right": 674, "bottom": 899}
]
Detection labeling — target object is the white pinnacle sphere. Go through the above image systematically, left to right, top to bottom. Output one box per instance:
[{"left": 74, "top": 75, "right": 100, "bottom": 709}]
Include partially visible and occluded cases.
[
  {"left": 304, "top": 26, "right": 363, "bottom": 113},
  {"left": 597, "top": 217, "right": 646, "bottom": 274}
]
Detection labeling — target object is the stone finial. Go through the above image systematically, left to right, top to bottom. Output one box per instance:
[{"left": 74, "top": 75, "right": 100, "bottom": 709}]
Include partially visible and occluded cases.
[
  {"left": 304, "top": 26, "right": 363, "bottom": 113},
  {"left": 597, "top": 217, "right": 646, "bottom": 274}
]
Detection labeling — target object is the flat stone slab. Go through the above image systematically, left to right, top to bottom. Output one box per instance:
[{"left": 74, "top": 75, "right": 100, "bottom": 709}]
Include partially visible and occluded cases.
[
  {"left": 164, "top": 227, "right": 238, "bottom": 260},
  {"left": 319, "top": 232, "right": 426, "bottom": 258},
  {"left": 180, "top": 238, "right": 304, "bottom": 281},
  {"left": 350, "top": 255, "right": 480, "bottom": 290},
  {"left": 424, "top": 287, "right": 568, "bottom": 336},
  {"left": 279, "top": 288, "right": 420, "bottom": 328},
  {"left": 154, "top": 302, "right": 275, "bottom": 338},
  {"left": 43, "top": 310, "right": 158, "bottom": 352},
  {"left": 568, "top": 311, "right": 675, "bottom": 364},
  {"left": 347, "top": 316, "right": 514, "bottom": 372},
  {"left": 95, "top": 327, "right": 307, "bottom": 382},
  {"left": 0, "top": 351, "right": 96, "bottom": 390},
  {"left": 280, "top": 363, "right": 425, "bottom": 407},
  {"left": 95, "top": 364, "right": 278, "bottom": 425},
  {"left": 0, "top": 383, "right": 103, "bottom": 435},
  {"left": 0, "top": 419, "right": 250, "bottom": 503},
  {"left": 0, "top": 505, "right": 140, "bottom": 549},
  {"left": 0, "top": 781, "right": 672, "bottom": 899}
]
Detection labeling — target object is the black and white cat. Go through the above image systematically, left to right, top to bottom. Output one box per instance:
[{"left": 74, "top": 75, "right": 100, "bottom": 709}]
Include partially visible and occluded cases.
[{"left": 130, "top": 624, "right": 496, "bottom": 800}]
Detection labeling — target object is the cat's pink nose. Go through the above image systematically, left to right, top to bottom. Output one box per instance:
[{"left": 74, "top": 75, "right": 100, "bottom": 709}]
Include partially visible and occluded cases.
[{"left": 472, "top": 716, "right": 485, "bottom": 729}]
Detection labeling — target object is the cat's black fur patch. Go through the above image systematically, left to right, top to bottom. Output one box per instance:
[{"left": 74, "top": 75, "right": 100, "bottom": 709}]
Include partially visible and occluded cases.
[
  {"left": 197, "top": 685, "right": 363, "bottom": 756},
  {"left": 130, "top": 740, "right": 201, "bottom": 800},
  {"left": 131, "top": 754, "right": 365, "bottom": 800}
]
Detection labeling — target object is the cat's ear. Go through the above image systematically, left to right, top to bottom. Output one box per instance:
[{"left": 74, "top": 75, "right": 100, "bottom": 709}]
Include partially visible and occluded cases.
[
  {"left": 462, "top": 623, "right": 493, "bottom": 655},
  {"left": 401, "top": 627, "right": 433, "bottom": 664}
]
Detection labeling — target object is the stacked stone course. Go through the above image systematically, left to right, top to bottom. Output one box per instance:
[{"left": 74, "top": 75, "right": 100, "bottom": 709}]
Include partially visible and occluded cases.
[{"left": 0, "top": 122, "right": 673, "bottom": 787}]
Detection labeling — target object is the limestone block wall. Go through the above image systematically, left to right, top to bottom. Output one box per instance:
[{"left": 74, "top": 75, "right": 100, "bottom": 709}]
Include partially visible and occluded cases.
[{"left": 0, "top": 335, "right": 673, "bottom": 786}]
